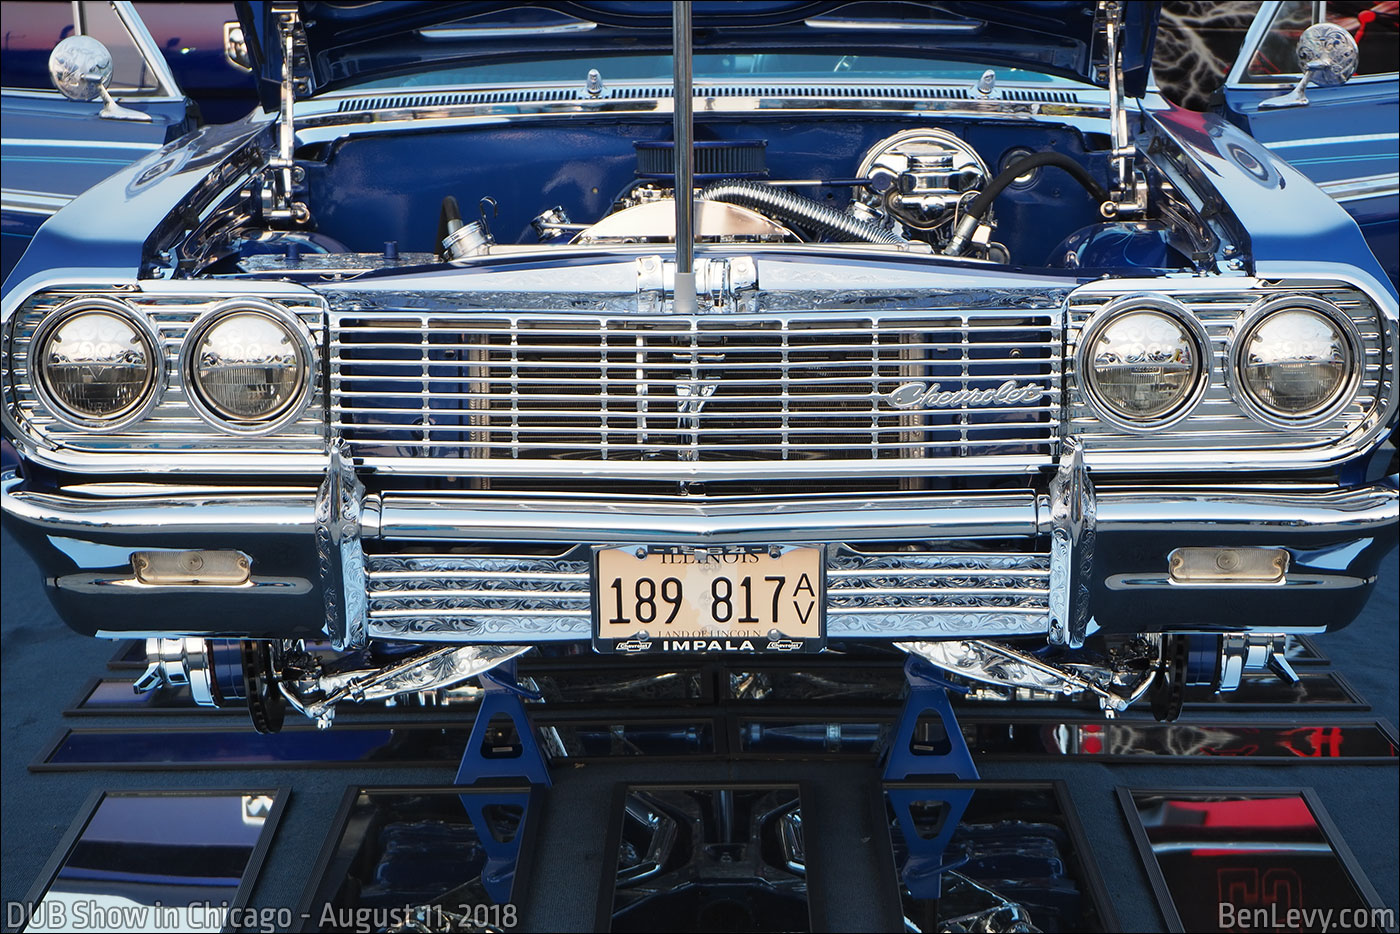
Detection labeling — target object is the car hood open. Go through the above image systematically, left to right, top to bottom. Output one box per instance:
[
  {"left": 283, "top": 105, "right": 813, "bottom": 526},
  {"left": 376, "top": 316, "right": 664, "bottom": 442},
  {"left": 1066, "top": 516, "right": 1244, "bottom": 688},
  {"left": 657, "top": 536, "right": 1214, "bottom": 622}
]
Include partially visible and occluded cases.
[{"left": 236, "top": 1, "right": 1160, "bottom": 108}]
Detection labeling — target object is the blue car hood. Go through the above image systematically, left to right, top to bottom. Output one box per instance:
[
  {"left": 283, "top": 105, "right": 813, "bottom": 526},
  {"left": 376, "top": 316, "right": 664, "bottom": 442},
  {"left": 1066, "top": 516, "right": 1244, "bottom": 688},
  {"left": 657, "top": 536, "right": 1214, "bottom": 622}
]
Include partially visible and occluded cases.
[{"left": 237, "top": 1, "right": 1159, "bottom": 106}]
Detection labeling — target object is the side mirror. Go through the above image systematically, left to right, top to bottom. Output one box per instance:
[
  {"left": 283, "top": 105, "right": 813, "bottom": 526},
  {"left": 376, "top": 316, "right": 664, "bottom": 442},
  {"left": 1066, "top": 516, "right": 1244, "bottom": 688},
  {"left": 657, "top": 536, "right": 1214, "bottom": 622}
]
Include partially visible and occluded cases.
[
  {"left": 224, "top": 21, "right": 252, "bottom": 72},
  {"left": 1260, "top": 22, "right": 1359, "bottom": 110},
  {"left": 48, "top": 35, "right": 152, "bottom": 122}
]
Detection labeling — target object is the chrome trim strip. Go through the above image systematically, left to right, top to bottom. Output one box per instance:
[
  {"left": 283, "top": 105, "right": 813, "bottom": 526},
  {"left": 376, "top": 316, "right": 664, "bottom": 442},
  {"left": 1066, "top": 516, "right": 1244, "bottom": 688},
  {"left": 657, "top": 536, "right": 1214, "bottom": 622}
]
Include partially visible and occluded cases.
[
  {"left": 802, "top": 17, "right": 981, "bottom": 32},
  {"left": 419, "top": 22, "right": 597, "bottom": 39},
  {"left": 1270, "top": 132, "right": 1400, "bottom": 149},
  {"left": 0, "top": 137, "right": 163, "bottom": 151},
  {"left": 1317, "top": 172, "right": 1400, "bottom": 202},
  {"left": 0, "top": 189, "right": 72, "bottom": 216},
  {"left": 0, "top": 485, "right": 320, "bottom": 537},
  {"left": 373, "top": 492, "right": 1044, "bottom": 543}
]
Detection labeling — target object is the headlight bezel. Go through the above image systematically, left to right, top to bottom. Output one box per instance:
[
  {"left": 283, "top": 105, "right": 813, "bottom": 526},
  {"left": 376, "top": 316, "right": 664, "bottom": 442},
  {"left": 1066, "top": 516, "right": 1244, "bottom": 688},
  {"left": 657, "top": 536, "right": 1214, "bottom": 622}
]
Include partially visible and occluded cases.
[
  {"left": 1075, "top": 293, "right": 1211, "bottom": 433},
  {"left": 1227, "top": 294, "right": 1362, "bottom": 429},
  {"left": 30, "top": 297, "right": 164, "bottom": 431},
  {"left": 179, "top": 298, "right": 315, "bottom": 435}
]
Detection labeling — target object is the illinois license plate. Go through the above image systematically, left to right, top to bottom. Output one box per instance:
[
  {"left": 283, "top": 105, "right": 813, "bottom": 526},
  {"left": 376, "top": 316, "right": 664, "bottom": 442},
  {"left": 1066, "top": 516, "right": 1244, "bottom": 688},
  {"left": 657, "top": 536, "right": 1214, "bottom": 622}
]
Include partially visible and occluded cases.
[{"left": 593, "top": 545, "right": 824, "bottom": 654}]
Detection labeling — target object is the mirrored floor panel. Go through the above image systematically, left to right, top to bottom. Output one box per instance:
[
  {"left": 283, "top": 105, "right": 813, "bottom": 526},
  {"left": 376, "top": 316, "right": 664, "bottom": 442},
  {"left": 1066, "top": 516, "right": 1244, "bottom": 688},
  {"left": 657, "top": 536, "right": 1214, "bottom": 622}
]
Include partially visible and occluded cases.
[
  {"left": 882, "top": 781, "right": 1116, "bottom": 933},
  {"left": 597, "top": 784, "right": 816, "bottom": 933},
  {"left": 297, "top": 786, "right": 539, "bottom": 934},
  {"left": 1120, "top": 788, "right": 1391, "bottom": 933},
  {"left": 16, "top": 789, "right": 286, "bottom": 934}
]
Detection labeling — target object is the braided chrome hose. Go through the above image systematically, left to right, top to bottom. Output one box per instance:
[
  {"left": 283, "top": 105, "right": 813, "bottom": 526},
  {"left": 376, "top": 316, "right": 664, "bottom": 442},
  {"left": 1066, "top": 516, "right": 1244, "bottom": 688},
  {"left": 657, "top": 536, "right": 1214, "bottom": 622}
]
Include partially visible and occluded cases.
[{"left": 698, "top": 179, "right": 906, "bottom": 244}]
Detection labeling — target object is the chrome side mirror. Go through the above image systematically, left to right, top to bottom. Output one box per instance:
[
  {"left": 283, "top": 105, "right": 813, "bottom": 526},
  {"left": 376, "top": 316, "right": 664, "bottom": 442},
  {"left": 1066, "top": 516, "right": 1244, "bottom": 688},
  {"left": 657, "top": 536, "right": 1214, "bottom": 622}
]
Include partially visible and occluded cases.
[
  {"left": 224, "top": 21, "right": 252, "bottom": 72},
  {"left": 1260, "top": 22, "right": 1359, "bottom": 110},
  {"left": 48, "top": 35, "right": 152, "bottom": 122}
]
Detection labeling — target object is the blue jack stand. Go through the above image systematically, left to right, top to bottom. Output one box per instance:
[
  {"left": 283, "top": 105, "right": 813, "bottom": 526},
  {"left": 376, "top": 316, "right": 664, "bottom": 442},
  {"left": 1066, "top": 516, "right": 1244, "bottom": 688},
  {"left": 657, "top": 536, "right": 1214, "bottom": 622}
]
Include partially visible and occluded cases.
[
  {"left": 883, "top": 655, "right": 979, "bottom": 900},
  {"left": 455, "top": 661, "right": 551, "bottom": 787},
  {"left": 455, "top": 662, "right": 550, "bottom": 904}
]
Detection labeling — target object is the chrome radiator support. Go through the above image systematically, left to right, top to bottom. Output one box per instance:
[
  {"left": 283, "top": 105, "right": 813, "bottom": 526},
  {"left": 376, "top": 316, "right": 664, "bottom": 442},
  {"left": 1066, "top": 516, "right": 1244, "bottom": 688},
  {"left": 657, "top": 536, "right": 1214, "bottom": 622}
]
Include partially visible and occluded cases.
[{"left": 1048, "top": 439, "right": 1095, "bottom": 647}]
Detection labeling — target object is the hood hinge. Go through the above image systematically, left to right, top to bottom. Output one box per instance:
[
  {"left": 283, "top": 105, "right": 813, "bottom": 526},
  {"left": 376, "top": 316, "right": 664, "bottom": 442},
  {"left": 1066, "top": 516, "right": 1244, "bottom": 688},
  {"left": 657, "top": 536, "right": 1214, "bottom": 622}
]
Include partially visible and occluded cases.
[
  {"left": 1097, "top": 0, "right": 1146, "bottom": 218},
  {"left": 264, "top": 2, "right": 310, "bottom": 225}
]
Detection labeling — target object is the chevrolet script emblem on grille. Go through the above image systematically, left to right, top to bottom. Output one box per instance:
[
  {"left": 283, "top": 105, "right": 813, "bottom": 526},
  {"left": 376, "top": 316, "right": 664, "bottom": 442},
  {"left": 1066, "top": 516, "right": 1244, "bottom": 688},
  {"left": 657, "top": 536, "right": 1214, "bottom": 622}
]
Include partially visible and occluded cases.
[{"left": 885, "top": 379, "right": 1045, "bottom": 409}]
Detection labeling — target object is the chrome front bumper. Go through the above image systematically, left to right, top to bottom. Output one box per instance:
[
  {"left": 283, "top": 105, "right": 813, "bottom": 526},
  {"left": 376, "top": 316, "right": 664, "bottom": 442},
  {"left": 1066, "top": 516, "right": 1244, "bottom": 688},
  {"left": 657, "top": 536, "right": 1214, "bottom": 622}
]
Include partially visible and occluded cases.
[{"left": 3, "top": 467, "right": 1396, "bottom": 644}]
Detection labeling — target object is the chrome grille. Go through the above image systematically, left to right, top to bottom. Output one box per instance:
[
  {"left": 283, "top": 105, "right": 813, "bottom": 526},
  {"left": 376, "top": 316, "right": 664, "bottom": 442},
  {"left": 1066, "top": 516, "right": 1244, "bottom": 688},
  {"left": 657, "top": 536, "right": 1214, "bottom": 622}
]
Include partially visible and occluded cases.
[
  {"left": 1068, "top": 285, "right": 1388, "bottom": 456},
  {"left": 332, "top": 311, "right": 1060, "bottom": 474},
  {"left": 363, "top": 547, "right": 1050, "bottom": 641}
]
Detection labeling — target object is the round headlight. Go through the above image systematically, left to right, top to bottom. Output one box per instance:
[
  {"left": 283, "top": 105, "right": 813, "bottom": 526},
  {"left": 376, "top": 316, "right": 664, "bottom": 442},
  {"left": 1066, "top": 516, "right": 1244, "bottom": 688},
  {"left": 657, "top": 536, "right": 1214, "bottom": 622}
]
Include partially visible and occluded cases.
[
  {"left": 1078, "top": 296, "right": 1209, "bottom": 431},
  {"left": 1231, "top": 296, "right": 1359, "bottom": 427},
  {"left": 33, "top": 299, "right": 160, "bottom": 429},
  {"left": 183, "top": 302, "right": 312, "bottom": 432}
]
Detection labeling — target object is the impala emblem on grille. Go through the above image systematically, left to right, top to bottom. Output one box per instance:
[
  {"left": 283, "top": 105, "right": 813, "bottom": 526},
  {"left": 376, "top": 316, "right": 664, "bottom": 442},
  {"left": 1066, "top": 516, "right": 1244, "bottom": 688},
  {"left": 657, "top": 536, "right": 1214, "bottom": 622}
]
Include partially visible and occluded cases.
[{"left": 885, "top": 379, "right": 1044, "bottom": 409}]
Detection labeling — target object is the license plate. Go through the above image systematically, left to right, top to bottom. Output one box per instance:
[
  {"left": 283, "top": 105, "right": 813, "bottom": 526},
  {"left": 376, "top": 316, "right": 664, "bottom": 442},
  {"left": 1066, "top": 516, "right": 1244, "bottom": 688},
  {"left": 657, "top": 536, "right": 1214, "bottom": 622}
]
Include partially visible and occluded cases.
[{"left": 594, "top": 545, "right": 825, "bottom": 654}]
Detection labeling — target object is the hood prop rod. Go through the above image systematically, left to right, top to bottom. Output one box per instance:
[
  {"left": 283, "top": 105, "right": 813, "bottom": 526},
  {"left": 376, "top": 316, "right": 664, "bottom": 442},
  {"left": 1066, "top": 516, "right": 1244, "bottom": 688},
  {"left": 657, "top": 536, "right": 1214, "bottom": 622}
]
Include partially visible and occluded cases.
[{"left": 671, "top": 1, "right": 698, "bottom": 313}]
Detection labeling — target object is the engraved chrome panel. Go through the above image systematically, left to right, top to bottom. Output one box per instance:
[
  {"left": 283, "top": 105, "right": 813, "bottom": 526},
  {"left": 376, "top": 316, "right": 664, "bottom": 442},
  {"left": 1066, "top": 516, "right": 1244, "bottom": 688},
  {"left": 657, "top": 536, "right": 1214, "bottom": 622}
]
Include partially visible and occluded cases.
[
  {"left": 318, "top": 441, "right": 366, "bottom": 650},
  {"left": 363, "top": 545, "right": 1050, "bottom": 642}
]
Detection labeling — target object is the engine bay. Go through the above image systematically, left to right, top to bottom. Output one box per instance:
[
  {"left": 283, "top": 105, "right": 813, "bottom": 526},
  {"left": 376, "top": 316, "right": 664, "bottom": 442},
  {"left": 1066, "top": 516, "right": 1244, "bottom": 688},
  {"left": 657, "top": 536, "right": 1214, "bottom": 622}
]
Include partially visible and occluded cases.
[{"left": 210, "top": 113, "right": 1209, "bottom": 277}]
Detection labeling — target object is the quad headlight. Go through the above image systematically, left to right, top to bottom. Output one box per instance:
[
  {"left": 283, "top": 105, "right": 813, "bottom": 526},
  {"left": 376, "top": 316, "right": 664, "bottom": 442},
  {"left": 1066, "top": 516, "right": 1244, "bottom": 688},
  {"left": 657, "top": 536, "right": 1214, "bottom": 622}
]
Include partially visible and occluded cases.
[
  {"left": 1077, "top": 295, "right": 1209, "bottom": 431},
  {"left": 1230, "top": 296, "right": 1360, "bottom": 427},
  {"left": 32, "top": 298, "right": 161, "bottom": 429},
  {"left": 181, "top": 301, "right": 313, "bottom": 433}
]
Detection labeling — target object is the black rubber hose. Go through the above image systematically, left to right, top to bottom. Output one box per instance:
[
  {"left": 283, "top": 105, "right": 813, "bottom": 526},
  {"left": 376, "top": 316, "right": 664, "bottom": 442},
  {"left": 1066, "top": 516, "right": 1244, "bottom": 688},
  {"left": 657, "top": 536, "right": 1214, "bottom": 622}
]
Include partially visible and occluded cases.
[
  {"left": 946, "top": 152, "right": 1110, "bottom": 255},
  {"left": 969, "top": 152, "right": 1110, "bottom": 219},
  {"left": 436, "top": 195, "right": 462, "bottom": 260}
]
